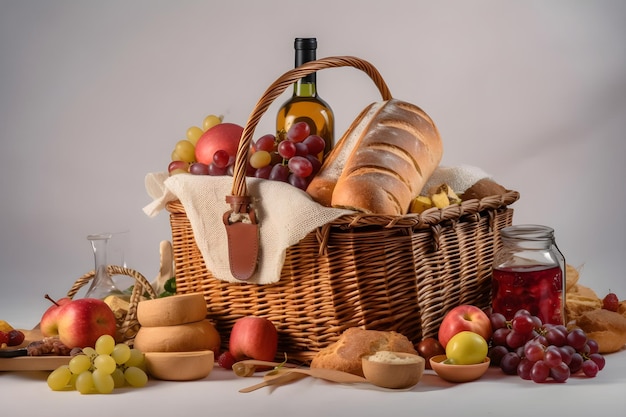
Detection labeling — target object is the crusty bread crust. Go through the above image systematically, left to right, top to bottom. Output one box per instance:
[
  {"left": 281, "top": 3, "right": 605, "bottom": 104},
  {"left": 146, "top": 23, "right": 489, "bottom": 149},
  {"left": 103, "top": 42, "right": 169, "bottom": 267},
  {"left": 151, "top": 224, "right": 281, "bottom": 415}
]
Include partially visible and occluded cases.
[
  {"left": 306, "top": 99, "right": 443, "bottom": 215},
  {"left": 306, "top": 102, "right": 383, "bottom": 207},
  {"left": 574, "top": 309, "right": 626, "bottom": 353},
  {"left": 310, "top": 327, "right": 418, "bottom": 377}
]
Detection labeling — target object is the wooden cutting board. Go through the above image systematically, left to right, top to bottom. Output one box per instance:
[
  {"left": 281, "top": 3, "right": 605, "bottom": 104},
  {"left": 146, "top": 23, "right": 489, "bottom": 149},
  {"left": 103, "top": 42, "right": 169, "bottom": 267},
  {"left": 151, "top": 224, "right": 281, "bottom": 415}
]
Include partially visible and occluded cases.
[{"left": 0, "top": 328, "right": 70, "bottom": 372}]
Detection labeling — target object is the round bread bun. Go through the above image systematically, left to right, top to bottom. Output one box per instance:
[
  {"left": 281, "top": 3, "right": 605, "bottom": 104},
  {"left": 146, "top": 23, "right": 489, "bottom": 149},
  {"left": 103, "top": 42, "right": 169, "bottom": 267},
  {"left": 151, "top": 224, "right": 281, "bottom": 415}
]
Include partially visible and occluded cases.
[
  {"left": 460, "top": 178, "right": 507, "bottom": 201},
  {"left": 137, "top": 292, "right": 207, "bottom": 327},
  {"left": 565, "top": 292, "right": 602, "bottom": 322},
  {"left": 573, "top": 309, "right": 626, "bottom": 353},
  {"left": 133, "top": 319, "right": 220, "bottom": 354},
  {"left": 310, "top": 327, "right": 418, "bottom": 377}
]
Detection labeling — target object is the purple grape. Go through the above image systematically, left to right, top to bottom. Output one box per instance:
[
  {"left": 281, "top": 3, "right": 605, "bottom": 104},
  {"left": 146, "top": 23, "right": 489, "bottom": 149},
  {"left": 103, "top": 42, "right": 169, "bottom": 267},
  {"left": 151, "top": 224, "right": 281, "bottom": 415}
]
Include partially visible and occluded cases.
[
  {"left": 303, "top": 134, "right": 325, "bottom": 155},
  {"left": 189, "top": 162, "right": 210, "bottom": 175},
  {"left": 269, "top": 164, "right": 289, "bottom": 182},
  {"left": 254, "top": 165, "right": 272, "bottom": 179},
  {"left": 288, "top": 173, "right": 309, "bottom": 191},
  {"left": 490, "top": 312, "right": 508, "bottom": 330},
  {"left": 512, "top": 315, "right": 535, "bottom": 335},
  {"left": 492, "top": 327, "right": 510, "bottom": 346},
  {"left": 545, "top": 327, "right": 567, "bottom": 347},
  {"left": 566, "top": 329, "right": 587, "bottom": 351},
  {"left": 506, "top": 330, "right": 528, "bottom": 349},
  {"left": 586, "top": 339, "right": 599, "bottom": 354},
  {"left": 524, "top": 340, "right": 545, "bottom": 362},
  {"left": 489, "top": 345, "right": 509, "bottom": 367},
  {"left": 543, "top": 346, "right": 562, "bottom": 368},
  {"left": 500, "top": 352, "right": 521, "bottom": 375},
  {"left": 568, "top": 352, "right": 584, "bottom": 373},
  {"left": 588, "top": 353, "right": 605, "bottom": 371},
  {"left": 517, "top": 358, "right": 534, "bottom": 380},
  {"left": 581, "top": 359, "right": 599, "bottom": 377},
  {"left": 530, "top": 360, "right": 550, "bottom": 383},
  {"left": 550, "top": 362, "right": 571, "bottom": 382}
]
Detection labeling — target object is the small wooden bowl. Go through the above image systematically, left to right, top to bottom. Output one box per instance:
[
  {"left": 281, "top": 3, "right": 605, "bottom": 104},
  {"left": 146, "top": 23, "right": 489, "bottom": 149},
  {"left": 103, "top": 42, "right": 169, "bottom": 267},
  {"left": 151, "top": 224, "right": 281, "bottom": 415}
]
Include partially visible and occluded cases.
[
  {"left": 144, "top": 350, "right": 214, "bottom": 381},
  {"left": 361, "top": 351, "right": 425, "bottom": 389},
  {"left": 429, "top": 355, "right": 490, "bottom": 383}
]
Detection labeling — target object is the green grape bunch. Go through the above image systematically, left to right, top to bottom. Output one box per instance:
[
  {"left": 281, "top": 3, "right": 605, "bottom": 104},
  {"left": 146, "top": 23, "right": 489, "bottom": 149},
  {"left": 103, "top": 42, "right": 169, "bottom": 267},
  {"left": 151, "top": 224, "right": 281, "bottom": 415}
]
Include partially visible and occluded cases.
[{"left": 47, "top": 334, "right": 148, "bottom": 394}]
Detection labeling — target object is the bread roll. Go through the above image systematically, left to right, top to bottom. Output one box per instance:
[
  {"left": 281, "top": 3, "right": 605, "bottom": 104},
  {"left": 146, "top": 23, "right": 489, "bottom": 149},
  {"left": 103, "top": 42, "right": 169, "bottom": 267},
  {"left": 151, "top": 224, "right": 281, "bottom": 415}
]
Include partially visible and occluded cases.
[
  {"left": 306, "top": 99, "right": 442, "bottom": 215},
  {"left": 461, "top": 178, "right": 507, "bottom": 201},
  {"left": 574, "top": 309, "right": 626, "bottom": 353},
  {"left": 133, "top": 319, "right": 220, "bottom": 353},
  {"left": 310, "top": 327, "right": 418, "bottom": 377}
]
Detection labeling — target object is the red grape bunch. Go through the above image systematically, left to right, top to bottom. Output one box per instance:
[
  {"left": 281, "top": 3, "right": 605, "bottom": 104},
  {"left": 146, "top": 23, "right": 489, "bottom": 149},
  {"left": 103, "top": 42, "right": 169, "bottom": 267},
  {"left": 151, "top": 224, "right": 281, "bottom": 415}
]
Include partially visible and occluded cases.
[
  {"left": 166, "top": 118, "right": 324, "bottom": 192},
  {"left": 248, "top": 121, "right": 325, "bottom": 191},
  {"left": 488, "top": 309, "right": 605, "bottom": 383}
]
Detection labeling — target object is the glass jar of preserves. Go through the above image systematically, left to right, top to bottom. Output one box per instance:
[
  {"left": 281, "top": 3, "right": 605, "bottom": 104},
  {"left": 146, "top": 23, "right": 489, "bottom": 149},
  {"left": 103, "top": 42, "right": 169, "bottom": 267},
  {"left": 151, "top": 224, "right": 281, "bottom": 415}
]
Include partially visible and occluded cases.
[{"left": 491, "top": 225, "right": 566, "bottom": 324}]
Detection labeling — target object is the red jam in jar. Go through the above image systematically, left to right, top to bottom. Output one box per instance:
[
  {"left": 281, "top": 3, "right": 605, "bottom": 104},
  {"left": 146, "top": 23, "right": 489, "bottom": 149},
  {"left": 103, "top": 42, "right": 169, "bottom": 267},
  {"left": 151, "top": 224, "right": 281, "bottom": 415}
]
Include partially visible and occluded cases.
[{"left": 491, "top": 225, "right": 565, "bottom": 325}]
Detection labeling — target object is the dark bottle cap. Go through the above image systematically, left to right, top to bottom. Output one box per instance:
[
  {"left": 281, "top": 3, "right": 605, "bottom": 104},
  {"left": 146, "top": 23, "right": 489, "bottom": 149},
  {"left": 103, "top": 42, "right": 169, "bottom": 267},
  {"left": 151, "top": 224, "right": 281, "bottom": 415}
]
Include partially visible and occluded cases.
[{"left": 295, "top": 38, "right": 317, "bottom": 50}]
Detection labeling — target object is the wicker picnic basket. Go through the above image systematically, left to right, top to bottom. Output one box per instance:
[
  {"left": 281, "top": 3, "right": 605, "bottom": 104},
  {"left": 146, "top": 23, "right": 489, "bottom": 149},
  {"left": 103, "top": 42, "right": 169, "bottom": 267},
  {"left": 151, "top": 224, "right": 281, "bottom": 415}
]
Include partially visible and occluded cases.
[{"left": 167, "top": 56, "right": 520, "bottom": 363}]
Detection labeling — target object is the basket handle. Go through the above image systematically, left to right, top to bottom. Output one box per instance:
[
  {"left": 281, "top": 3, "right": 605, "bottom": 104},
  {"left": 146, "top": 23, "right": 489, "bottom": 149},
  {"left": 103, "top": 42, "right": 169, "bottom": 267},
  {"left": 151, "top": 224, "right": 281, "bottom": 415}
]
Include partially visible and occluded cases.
[
  {"left": 229, "top": 55, "right": 392, "bottom": 200},
  {"left": 222, "top": 56, "right": 392, "bottom": 281}
]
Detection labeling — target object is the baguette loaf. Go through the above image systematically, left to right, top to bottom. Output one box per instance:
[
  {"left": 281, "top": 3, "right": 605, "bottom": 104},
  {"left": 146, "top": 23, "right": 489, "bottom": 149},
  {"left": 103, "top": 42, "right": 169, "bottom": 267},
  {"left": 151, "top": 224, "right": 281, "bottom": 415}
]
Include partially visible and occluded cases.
[
  {"left": 306, "top": 99, "right": 443, "bottom": 215},
  {"left": 306, "top": 103, "right": 384, "bottom": 207}
]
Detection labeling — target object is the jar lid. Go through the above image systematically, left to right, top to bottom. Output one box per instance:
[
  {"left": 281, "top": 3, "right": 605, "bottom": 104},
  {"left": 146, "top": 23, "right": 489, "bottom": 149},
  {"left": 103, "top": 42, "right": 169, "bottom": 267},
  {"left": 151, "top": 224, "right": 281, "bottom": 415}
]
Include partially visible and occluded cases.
[{"left": 500, "top": 224, "right": 554, "bottom": 241}]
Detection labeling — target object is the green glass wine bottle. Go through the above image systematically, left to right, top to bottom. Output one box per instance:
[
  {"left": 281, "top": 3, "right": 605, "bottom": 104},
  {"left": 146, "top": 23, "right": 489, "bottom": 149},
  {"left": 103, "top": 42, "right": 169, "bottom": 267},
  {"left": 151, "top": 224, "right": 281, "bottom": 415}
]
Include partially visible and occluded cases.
[{"left": 276, "top": 37, "right": 334, "bottom": 160}]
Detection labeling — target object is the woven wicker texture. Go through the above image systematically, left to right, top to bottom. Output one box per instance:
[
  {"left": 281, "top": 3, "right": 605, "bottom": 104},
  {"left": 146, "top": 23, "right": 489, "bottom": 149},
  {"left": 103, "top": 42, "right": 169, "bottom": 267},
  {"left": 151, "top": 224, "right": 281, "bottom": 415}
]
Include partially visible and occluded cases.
[{"left": 167, "top": 56, "right": 520, "bottom": 362}]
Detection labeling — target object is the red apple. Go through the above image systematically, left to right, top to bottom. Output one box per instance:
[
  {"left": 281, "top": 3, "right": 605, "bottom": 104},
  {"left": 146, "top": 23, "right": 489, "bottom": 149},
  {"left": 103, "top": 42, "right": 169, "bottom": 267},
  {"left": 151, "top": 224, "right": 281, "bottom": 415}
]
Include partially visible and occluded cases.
[
  {"left": 195, "top": 122, "right": 244, "bottom": 165},
  {"left": 40, "top": 295, "right": 72, "bottom": 337},
  {"left": 55, "top": 298, "right": 117, "bottom": 349},
  {"left": 438, "top": 304, "right": 492, "bottom": 349},
  {"left": 229, "top": 316, "right": 278, "bottom": 362}
]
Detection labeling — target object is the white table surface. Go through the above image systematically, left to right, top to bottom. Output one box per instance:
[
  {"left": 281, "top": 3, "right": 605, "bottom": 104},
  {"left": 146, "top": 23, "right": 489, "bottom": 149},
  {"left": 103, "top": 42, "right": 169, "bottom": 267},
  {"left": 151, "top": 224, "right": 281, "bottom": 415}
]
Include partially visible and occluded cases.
[{"left": 2, "top": 347, "right": 625, "bottom": 417}]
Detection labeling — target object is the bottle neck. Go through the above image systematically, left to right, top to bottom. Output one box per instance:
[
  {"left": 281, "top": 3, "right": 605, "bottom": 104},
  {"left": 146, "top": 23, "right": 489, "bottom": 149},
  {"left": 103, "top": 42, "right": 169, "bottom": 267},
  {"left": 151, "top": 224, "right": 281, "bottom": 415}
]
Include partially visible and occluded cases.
[{"left": 294, "top": 46, "right": 317, "bottom": 97}]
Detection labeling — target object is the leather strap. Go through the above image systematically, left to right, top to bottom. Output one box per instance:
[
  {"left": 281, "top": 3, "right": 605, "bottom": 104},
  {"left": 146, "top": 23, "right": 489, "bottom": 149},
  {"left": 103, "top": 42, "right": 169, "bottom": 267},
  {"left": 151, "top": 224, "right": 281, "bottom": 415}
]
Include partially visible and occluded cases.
[{"left": 223, "top": 196, "right": 259, "bottom": 281}]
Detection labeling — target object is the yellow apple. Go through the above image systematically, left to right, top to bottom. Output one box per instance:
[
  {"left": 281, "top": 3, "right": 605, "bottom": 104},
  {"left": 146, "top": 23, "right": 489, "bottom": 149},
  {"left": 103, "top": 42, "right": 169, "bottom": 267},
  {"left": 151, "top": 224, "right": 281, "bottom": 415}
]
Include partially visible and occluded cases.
[{"left": 445, "top": 331, "right": 488, "bottom": 365}]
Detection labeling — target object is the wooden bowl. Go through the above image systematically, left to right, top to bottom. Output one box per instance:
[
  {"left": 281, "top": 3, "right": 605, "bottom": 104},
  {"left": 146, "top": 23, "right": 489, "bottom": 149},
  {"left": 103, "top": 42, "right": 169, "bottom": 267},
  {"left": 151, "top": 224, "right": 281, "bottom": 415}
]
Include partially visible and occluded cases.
[
  {"left": 144, "top": 350, "right": 214, "bottom": 381},
  {"left": 361, "top": 351, "right": 425, "bottom": 389},
  {"left": 429, "top": 355, "right": 490, "bottom": 383}
]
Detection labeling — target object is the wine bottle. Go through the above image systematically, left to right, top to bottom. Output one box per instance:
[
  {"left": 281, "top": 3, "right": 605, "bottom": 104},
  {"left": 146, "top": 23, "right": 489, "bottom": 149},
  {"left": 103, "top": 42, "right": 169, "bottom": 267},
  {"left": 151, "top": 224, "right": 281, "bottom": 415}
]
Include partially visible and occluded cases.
[{"left": 276, "top": 37, "right": 335, "bottom": 160}]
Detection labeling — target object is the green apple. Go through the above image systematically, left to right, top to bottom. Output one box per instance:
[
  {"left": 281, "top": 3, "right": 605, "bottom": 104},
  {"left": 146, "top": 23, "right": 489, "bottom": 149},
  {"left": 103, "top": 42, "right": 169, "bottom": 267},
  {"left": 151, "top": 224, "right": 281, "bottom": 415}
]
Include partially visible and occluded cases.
[{"left": 445, "top": 331, "right": 488, "bottom": 365}]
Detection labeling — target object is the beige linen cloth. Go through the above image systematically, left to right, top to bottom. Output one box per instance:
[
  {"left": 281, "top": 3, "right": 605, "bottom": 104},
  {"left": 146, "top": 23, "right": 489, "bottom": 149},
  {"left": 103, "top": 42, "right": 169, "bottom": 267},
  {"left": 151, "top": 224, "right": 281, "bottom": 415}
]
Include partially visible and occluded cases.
[
  {"left": 143, "top": 165, "right": 490, "bottom": 285},
  {"left": 143, "top": 172, "right": 353, "bottom": 284}
]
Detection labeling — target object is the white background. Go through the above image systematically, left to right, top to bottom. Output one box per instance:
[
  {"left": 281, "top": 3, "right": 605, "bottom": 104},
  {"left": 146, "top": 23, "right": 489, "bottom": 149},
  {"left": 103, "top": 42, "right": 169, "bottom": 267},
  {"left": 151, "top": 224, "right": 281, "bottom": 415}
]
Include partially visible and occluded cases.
[{"left": 1, "top": 0, "right": 625, "bottom": 328}]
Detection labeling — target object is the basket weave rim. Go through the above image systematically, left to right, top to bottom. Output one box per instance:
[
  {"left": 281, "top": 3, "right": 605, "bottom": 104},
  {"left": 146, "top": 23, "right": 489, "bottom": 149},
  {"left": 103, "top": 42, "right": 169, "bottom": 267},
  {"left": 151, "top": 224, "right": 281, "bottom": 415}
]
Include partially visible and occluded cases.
[{"left": 167, "top": 189, "right": 519, "bottom": 229}]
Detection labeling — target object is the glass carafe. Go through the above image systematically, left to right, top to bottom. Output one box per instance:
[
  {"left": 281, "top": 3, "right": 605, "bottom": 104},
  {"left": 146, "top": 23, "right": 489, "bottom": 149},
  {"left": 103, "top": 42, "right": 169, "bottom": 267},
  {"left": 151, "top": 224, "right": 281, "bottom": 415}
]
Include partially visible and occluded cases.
[{"left": 84, "top": 233, "right": 126, "bottom": 300}]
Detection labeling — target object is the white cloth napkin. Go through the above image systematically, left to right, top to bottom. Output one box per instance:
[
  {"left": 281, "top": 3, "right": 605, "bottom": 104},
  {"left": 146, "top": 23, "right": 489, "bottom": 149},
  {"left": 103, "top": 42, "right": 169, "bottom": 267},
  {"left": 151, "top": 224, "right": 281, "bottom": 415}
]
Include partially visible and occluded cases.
[
  {"left": 421, "top": 164, "right": 491, "bottom": 195},
  {"left": 143, "top": 165, "right": 491, "bottom": 285},
  {"left": 143, "top": 172, "right": 353, "bottom": 284}
]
